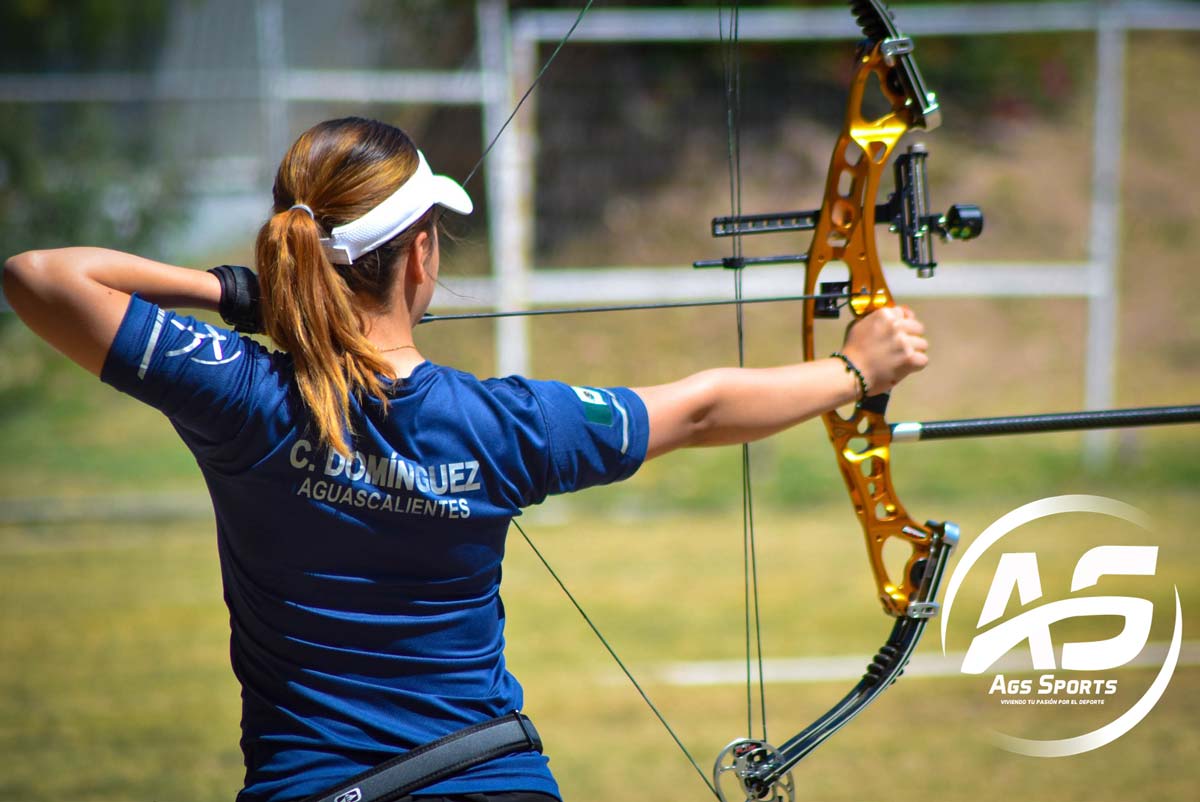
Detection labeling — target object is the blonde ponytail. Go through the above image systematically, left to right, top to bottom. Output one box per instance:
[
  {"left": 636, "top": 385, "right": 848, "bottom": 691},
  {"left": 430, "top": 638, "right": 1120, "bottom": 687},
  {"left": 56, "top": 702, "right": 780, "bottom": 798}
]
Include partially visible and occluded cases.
[{"left": 254, "top": 118, "right": 434, "bottom": 458}]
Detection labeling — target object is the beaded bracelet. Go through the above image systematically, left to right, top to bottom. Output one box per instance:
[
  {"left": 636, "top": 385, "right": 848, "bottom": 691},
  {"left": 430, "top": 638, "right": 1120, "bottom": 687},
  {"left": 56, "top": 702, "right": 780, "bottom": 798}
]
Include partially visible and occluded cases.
[{"left": 831, "top": 351, "right": 869, "bottom": 403}]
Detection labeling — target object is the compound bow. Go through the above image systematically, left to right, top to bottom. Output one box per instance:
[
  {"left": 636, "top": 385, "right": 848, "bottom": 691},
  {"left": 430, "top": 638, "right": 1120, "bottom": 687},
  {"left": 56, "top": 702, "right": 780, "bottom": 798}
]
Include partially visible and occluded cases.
[
  {"left": 430, "top": 1, "right": 1198, "bottom": 793},
  {"left": 443, "top": 2, "right": 1200, "bottom": 798},
  {"left": 694, "top": 2, "right": 979, "bottom": 799}
]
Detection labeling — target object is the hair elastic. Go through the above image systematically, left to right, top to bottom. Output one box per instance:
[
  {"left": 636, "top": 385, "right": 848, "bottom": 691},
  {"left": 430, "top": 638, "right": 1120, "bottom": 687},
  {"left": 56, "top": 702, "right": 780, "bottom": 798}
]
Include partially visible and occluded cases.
[{"left": 289, "top": 203, "right": 316, "bottom": 219}]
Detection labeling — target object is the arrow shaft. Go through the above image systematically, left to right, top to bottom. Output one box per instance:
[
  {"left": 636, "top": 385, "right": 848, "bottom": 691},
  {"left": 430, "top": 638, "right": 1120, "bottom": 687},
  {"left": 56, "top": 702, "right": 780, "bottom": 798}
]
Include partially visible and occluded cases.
[{"left": 890, "top": 404, "right": 1200, "bottom": 442}]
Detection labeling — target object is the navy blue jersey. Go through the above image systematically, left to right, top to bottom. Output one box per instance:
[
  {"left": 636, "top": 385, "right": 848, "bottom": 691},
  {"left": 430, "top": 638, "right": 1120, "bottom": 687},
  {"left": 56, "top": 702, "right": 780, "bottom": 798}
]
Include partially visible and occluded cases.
[{"left": 100, "top": 295, "right": 648, "bottom": 802}]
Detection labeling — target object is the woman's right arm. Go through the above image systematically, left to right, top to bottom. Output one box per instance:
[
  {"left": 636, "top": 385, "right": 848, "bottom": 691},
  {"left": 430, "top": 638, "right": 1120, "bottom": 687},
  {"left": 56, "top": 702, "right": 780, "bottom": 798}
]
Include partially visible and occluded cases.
[
  {"left": 3, "top": 247, "right": 221, "bottom": 377},
  {"left": 633, "top": 305, "right": 928, "bottom": 460}
]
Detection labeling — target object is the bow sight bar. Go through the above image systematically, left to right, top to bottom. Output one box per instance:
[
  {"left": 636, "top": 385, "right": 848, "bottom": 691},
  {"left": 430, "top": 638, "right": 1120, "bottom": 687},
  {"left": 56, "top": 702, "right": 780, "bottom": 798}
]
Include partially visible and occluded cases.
[{"left": 694, "top": 143, "right": 983, "bottom": 294}]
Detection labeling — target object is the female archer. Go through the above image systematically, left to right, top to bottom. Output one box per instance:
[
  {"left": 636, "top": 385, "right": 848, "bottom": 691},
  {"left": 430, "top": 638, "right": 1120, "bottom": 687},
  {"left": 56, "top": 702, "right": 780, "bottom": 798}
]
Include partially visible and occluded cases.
[{"left": 3, "top": 116, "right": 928, "bottom": 802}]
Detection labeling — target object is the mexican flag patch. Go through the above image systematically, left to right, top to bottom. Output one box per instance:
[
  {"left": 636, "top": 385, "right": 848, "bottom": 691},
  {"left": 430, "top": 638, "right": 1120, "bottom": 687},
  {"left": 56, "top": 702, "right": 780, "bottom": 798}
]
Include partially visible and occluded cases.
[{"left": 571, "top": 385, "right": 613, "bottom": 425}]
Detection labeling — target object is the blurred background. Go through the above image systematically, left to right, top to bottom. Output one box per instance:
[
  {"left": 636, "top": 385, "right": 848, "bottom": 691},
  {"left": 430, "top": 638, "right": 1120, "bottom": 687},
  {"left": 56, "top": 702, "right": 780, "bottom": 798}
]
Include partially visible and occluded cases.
[{"left": 0, "top": 1, "right": 1197, "bottom": 801}]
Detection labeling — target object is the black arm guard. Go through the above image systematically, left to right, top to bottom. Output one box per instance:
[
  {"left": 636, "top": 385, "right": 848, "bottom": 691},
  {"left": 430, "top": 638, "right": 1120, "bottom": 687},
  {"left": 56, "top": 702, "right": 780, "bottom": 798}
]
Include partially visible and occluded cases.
[{"left": 208, "top": 264, "right": 263, "bottom": 334}]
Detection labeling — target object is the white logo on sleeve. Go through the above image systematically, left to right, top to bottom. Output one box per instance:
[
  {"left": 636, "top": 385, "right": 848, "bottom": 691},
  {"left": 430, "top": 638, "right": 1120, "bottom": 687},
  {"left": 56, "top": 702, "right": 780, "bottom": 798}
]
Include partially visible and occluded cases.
[
  {"left": 165, "top": 319, "right": 243, "bottom": 366},
  {"left": 572, "top": 386, "right": 605, "bottom": 405}
]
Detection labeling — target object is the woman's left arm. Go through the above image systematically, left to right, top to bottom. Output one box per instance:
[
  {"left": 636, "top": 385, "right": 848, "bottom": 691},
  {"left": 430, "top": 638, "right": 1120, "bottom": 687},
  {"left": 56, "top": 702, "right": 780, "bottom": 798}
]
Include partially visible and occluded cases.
[
  {"left": 3, "top": 247, "right": 221, "bottom": 376},
  {"left": 633, "top": 306, "right": 928, "bottom": 460}
]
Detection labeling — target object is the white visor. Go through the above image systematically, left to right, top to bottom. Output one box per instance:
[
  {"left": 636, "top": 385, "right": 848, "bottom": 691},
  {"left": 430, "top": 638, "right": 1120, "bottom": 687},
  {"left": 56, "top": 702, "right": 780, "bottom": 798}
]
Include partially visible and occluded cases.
[{"left": 319, "top": 150, "right": 472, "bottom": 265}]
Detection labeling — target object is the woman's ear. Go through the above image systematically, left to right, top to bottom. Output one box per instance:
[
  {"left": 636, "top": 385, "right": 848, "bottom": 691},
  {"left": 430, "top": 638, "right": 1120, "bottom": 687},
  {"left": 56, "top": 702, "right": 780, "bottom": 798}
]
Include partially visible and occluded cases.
[{"left": 405, "top": 230, "right": 433, "bottom": 285}]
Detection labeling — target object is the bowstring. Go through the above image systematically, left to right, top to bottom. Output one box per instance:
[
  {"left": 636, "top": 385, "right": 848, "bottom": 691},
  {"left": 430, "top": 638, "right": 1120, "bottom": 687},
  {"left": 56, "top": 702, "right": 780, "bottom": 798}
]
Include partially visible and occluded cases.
[
  {"left": 462, "top": 1, "right": 595, "bottom": 190},
  {"left": 718, "top": 1, "right": 769, "bottom": 745},
  {"left": 472, "top": 2, "right": 719, "bottom": 796},
  {"left": 514, "top": 521, "right": 720, "bottom": 798}
]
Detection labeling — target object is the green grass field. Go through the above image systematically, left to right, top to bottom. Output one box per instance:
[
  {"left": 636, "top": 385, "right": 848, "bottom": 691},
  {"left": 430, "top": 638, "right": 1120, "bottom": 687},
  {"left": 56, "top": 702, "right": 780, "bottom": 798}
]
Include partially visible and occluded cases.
[{"left": 2, "top": 493, "right": 1198, "bottom": 801}]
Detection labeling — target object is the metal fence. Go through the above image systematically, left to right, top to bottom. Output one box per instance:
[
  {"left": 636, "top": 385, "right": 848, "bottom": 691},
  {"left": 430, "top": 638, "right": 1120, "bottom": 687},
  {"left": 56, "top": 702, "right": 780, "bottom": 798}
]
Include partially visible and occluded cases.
[{"left": 3, "top": 1, "right": 1199, "bottom": 464}]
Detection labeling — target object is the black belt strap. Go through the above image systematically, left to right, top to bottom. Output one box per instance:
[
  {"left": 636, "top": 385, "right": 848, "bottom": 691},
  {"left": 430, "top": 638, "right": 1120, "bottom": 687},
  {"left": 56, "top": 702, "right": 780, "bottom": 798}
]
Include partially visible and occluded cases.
[{"left": 302, "top": 712, "right": 542, "bottom": 802}]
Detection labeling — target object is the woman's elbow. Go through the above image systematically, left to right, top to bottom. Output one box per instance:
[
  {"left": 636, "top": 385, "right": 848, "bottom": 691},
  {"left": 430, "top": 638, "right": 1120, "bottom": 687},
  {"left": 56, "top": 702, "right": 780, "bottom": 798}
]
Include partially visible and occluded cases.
[
  {"left": 5, "top": 249, "right": 43, "bottom": 279},
  {"left": 3, "top": 250, "right": 47, "bottom": 308},
  {"left": 685, "top": 369, "right": 730, "bottom": 435}
]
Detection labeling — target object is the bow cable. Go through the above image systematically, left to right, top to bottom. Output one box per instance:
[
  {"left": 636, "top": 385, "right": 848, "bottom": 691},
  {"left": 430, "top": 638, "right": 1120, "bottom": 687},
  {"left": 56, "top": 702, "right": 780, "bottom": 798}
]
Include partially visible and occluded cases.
[
  {"left": 462, "top": 1, "right": 596, "bottom": 190},
  {"left": 420, "top": 291, "right": 851, "bottom": 324},
  {"left": 513, "top": 520, "right": 719, "bottom": 798}
]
